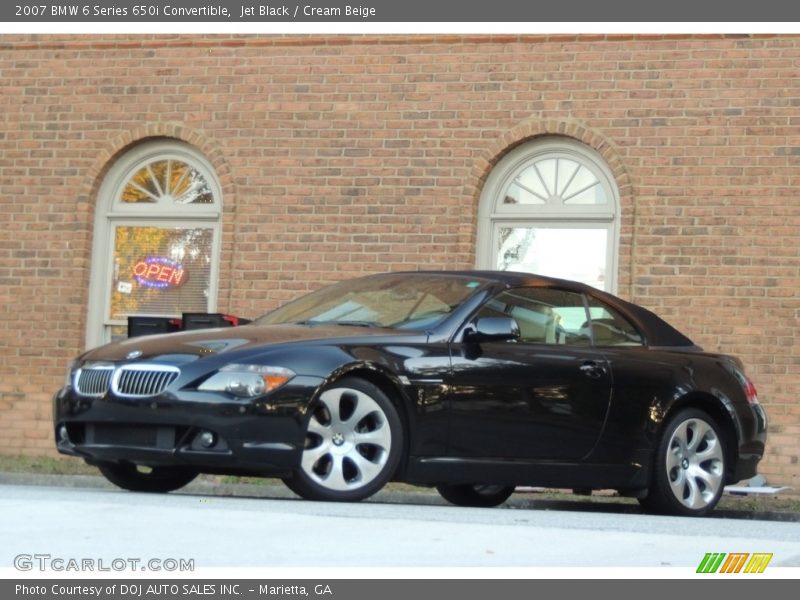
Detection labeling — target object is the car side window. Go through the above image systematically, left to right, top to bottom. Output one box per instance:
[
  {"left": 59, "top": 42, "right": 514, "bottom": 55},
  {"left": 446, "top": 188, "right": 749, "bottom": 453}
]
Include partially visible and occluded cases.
[
  {"left": 476, "top": 288, "right": 592, "bottom": 346},
  {"left": 586, "top": 297, "right": 644, "bottom": 346}
]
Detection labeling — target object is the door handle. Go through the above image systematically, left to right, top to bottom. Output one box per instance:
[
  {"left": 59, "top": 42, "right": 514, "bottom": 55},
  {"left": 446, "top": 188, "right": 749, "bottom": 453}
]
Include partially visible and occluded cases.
[{"left": 580, "top": 361, "right": 605, "bottom": 378}]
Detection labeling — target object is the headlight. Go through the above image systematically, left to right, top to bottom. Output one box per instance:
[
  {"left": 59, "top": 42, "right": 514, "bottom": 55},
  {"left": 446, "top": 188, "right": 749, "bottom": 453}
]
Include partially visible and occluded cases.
[{"left": 198, "top": 364, "right": 295, "bottom": 398}]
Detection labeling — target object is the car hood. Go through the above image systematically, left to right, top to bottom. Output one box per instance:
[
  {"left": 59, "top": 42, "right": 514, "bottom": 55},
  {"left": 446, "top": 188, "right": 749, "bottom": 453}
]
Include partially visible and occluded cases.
[{"left": 80, "top": 323, "right": 421, "bottom": 363}]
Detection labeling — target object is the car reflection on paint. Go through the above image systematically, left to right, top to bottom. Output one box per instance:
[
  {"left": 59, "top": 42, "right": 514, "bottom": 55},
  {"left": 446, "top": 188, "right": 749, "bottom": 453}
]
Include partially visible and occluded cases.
[{"left": 54, "top": 271, "right": 767, "bottom": 516}]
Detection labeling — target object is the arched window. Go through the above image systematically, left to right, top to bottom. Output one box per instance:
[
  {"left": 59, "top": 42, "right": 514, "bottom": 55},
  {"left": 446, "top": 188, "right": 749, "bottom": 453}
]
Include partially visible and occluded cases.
[
  {"left": 476, "top": 137, "right": 620, "bottom": 292},
  {"left": 86, "top": 140, "right": 222, "bottom": 347}
]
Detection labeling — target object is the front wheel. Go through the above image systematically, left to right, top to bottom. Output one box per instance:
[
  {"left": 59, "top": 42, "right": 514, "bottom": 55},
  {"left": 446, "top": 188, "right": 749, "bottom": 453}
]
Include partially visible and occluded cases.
[
  {"left": 283, "top": 377, "right": 403, "bottom": 502},
  {"left": 639, "top": 408, "right": 727, "bottom": 517},
  {"left": 97, "top": 462, "right": 197, "bottom": 493},
  {"left": 436, "top": 483, "right": 515, "bottom": 507}
]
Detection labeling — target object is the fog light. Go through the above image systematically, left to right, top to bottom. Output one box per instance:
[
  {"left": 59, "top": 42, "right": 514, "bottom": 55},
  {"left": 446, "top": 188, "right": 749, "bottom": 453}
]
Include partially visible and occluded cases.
[
  {"left": 58, "top": 425, "right": 69, "bottom": 443},
  {"left": 198, "top": 431, "right": 216, "bottom": 449}
]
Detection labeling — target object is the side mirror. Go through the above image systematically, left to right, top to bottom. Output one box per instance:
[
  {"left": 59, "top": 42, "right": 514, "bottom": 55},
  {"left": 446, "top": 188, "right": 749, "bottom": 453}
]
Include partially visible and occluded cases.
[{"left": 465, "top": 317, "right": 520, "bottom": 343}]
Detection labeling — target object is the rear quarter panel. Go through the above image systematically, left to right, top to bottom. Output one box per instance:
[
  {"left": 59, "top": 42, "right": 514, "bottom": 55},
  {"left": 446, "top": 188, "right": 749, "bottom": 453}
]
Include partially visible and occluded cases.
[{"left": 589, "top": 347, "right": 761, "bottom": 465}]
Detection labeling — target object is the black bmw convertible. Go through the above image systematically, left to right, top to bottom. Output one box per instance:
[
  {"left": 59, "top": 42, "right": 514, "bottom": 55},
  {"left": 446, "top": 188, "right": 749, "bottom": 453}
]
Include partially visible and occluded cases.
[{"left": 54, "top": 271, "right": 767, "bottom": 516}]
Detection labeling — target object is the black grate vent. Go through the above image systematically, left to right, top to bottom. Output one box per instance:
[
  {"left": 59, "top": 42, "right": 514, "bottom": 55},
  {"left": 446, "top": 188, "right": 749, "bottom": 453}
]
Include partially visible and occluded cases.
[{"left": 87, "top": 424, "right": 177, "bottom": 449}]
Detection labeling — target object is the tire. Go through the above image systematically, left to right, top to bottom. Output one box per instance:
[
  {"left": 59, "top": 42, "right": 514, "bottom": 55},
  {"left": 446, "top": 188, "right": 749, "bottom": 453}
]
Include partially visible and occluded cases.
[
  {"left": 283, "top": 377, "right": 403, "bottom": 502},
  {"left": 639, "top": 408, "right": 727, "bottom": 517},
  {"left": 97, "top": 462, "right": 198, "bottom": 493},
  {"left": 436, "top": 483, "right": 515, "bottom": 508}
]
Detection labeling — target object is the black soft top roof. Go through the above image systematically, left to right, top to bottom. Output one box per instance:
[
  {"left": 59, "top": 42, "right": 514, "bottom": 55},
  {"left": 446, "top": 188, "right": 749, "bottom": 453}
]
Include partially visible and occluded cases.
[{"left": 405, "top": 270, "right": 696, "bottom": 348}]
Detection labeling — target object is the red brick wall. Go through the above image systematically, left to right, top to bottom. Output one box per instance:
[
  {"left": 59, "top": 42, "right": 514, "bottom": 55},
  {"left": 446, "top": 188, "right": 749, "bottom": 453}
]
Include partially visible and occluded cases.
[{"left": 1, "top": 34, "right": 797, "bottom": 489}]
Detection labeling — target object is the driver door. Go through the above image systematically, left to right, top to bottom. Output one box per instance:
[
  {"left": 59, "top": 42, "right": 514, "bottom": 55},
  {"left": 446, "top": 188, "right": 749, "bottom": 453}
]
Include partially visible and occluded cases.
[{"left": 447, "top": 287, "right": 612, "bottom": 461}]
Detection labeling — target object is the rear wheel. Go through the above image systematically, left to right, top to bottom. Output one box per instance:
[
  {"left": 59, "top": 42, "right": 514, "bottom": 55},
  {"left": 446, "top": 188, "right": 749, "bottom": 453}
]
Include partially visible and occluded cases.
[
  {"left": 283, "top": 377, "right": 403, "bottom": 502},
  {"left": 639, "top": 408, "right": 727, "bottom": 517},
  {"left": 97, "top": 462, "right": 197, "bottom": 493},
  {"left": 436, "top": 483, "right": 515, "bottom": 507}
]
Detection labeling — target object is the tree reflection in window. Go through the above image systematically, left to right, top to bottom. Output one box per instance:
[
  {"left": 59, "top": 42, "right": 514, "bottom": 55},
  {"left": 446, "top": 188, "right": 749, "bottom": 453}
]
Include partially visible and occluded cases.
[
  {"left": 121, "top": 159, "right": 214, "bottom": 205},
  {"left": 110, "top": 225, "right": 214, "bottom": 320},
  {"left": 499, "top": 227, "right": 536, "bottom": 271}
]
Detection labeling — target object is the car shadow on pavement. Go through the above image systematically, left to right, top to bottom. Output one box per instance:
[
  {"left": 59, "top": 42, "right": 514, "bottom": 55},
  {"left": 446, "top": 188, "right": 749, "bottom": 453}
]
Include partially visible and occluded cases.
[
  {"left": 188, "top": 480, "right": 800, "bottom": 523},
  {"left": 504, "top": 495, "right": 800, "bottom": 522}
]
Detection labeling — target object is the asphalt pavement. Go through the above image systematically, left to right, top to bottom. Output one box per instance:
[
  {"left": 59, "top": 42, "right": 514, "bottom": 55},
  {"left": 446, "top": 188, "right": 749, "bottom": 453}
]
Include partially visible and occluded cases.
[{"left": 2, "top": 478, "right": 800, "bottom": 568}]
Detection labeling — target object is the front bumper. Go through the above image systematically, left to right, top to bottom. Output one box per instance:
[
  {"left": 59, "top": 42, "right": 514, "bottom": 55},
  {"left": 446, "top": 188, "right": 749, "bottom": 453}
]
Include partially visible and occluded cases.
[{"left": 53, "top": 375, "right": 324, "bottom": 475}]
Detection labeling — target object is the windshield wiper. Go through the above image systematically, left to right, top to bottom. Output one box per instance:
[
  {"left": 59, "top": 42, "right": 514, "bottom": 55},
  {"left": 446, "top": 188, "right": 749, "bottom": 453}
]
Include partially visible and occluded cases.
[
  {"left": 294, "top": 319, "right": 379, "bottom": 328},
  {"left": 330, "top": 320, "right": 379, "bottom": 328}
]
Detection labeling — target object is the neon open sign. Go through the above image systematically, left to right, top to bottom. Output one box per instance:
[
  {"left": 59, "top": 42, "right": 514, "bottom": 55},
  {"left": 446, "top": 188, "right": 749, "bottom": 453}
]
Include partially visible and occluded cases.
[{"left": 133, "top": 256, "right": 187, "bottom": 289}]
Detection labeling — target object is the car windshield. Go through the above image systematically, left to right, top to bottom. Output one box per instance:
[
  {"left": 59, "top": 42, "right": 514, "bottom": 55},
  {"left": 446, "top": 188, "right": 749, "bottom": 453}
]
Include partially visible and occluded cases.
[{"left": 255, "top": 273, "right": 490, "bottom": 330}]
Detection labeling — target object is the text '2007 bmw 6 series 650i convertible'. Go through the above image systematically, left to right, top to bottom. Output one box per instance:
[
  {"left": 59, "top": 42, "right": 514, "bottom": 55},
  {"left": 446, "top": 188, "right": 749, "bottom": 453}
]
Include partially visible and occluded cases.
[{"left": 54, "top": 271, "right": 767, "bottom": 516}]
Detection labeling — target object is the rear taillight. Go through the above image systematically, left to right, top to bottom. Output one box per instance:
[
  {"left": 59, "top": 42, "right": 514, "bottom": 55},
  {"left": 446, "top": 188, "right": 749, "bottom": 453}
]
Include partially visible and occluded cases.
[
  {"left": 730, "top": 362, "right": 759, "bottom": 406},
  {"left": 743, "top": 376, "right": 759, "bottom": 405}
]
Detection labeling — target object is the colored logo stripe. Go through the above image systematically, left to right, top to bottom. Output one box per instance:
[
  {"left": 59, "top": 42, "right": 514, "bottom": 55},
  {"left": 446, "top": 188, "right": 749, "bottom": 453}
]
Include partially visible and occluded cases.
[
  {"left": 697, "top": 553, "right": 773, "bottom": 573},
  {"left": 697, "top": 553, "right": 726, "bottom": 573},
  {"left": 720, "top": 553, "right": 749, "bottom": 573},
  {"left": 744, "top": 553, "right": 773, "bottom": 573}
]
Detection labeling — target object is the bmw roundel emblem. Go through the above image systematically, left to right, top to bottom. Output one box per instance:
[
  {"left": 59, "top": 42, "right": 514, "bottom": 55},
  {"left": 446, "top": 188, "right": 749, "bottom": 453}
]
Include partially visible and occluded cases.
[{"left": 126, "top": 350, "right": 143, "bottom": 360}]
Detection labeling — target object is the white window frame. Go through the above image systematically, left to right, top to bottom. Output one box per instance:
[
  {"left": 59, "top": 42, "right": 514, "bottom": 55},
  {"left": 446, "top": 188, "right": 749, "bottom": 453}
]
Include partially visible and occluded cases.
[
  {"left": 476, "top": 138, "right": 620, "bottom": 293},
  {"left": 86, "top": 141, "right": 222, "bottom": 348}
]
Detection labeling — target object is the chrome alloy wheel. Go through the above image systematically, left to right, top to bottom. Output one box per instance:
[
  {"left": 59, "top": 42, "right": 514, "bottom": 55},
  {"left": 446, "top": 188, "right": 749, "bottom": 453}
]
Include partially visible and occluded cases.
[
  {"left": 301, "top": 386, "right": 393, "bottom": 492},
  {"left": 665, "top": 417, "right": 725, "bottom": 510}
]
